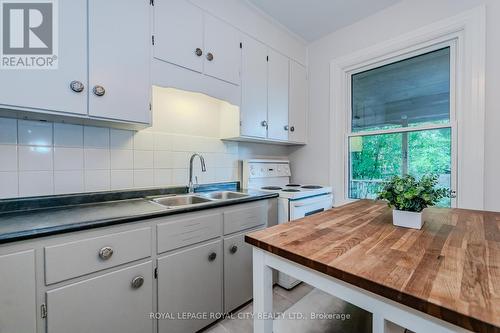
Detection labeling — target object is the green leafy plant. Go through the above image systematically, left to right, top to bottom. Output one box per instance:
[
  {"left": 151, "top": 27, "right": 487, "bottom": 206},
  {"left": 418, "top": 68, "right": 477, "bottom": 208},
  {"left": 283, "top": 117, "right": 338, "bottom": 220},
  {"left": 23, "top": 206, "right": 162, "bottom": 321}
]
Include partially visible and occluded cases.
[{"left": 377, "top": 174, "right": 450, "bottom": 212}]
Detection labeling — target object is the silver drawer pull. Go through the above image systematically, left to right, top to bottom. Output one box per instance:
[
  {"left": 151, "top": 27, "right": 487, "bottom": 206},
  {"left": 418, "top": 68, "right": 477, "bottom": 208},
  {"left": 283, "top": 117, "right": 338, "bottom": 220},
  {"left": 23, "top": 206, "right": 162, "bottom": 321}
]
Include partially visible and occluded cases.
[
  {"left": 229, "top": 245, "right": 238, "bottom": 254},
  {"left": 98, "top": 246, "right": 114, "bottom": 260},
  {"left": 131, "top": 276, "right": 144, "bottom": 289}
]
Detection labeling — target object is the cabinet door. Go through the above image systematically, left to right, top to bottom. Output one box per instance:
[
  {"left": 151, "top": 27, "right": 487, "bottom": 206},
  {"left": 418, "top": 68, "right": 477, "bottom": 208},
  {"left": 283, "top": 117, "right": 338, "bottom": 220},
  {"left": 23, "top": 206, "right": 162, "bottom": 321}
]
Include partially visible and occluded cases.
[
  {"left": 0, "top": 0, "right": 87, "bottom": 115},
  {"left": 88, "top": 0, "right": 151, "bottom": 123},
  {"left": 154, "top": 0, "right": 204, "bottom": 73},
  {"left": 203, "top": 14, "right": 241, "bottom": 85},
  {"left": 240, "top": 36, "right": 268, "bottom": 138},
  {"left": 267, "top": 49, "right": 289, "bottom": 141},
  {"left": 289, "top": 61, "right": 307, "bottom": 143},
  {"left": 224, "top": 231, "right": 259, "bottom": 312},
  {"left": 158, "top": 240, "right": 222, "bottom": 333},
  {"left": 0, "top": 250, "right": 36, "bottom": 333},
  {"left": 46, "top": 261, "right": 153, "bottom": 333}
]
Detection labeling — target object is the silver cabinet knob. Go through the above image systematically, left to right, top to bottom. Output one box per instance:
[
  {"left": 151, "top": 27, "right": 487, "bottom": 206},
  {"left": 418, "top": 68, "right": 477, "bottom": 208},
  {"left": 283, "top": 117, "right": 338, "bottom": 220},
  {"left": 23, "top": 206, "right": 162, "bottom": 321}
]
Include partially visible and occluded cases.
[
  {"left": 195, "top": 48, "right": 203, "bottom": 57},
  {"left": 206, "top": 52, "right": 214, "bottom": 61},
  {"left": 70, "top": 80, "right": 84, "bottom": 93},
  {"left": 93, "top": 85, "right": 105, "bottom": 97},
  {"left": 261, "top": 120, "right": 268, "bottom": 128},
  {"left": 284, "top": 125, "right": 289, "bottom": 131},
  {"left": 290, "top": 126, "right": 295, "bottom": 132},
  {"left": 229, "top": 245, "right": 238, "bottom": 254},
  {"left": 98, "top": 246, "right": 114, "bottom": 260},
  {"left": 208, "top": 252, "right": 217, "bottom": 262},
  {"left": 131, "top": 276, "right": 144, "bottom": 289}
]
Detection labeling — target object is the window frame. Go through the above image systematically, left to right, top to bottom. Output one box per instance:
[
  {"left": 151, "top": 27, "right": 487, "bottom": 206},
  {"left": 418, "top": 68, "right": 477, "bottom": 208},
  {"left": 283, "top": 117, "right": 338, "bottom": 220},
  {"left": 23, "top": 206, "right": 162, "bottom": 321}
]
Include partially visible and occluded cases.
[{"left": 345, "top": 41, "right": 458, "bottom": 207}]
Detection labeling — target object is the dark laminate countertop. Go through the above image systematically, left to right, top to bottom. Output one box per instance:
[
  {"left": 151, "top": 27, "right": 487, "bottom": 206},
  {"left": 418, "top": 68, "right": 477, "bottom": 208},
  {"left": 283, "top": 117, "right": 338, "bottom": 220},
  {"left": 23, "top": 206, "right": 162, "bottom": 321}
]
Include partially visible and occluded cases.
[
  {"left": 0, "top": 184, "right": 277, "bottom": 244},
  {"left": 246, "top": 200, "right": 500, "bottom": 333}
]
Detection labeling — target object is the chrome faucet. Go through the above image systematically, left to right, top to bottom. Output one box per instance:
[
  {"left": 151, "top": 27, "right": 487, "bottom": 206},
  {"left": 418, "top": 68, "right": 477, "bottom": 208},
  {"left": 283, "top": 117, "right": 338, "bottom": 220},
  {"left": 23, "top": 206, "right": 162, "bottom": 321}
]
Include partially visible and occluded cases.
[{"left": 188, "top": 153, "right": 206, "bottom": 193}]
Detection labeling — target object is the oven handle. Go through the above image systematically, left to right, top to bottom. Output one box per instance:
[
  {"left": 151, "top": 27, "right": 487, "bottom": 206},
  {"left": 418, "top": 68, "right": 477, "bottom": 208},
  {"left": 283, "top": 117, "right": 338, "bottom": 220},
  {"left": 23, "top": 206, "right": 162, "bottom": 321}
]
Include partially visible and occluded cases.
[
  {"left": 291, "top": 196, "right": 332, "bottom": 207},
  {"left": 304, "top": 208, "right": 325, "bottom": 216}
]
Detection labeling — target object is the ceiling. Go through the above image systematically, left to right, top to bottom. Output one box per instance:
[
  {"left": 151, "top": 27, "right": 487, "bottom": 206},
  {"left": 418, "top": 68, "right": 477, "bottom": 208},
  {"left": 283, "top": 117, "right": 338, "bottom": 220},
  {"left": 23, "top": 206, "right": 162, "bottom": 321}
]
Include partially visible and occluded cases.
[{"left": 247, "top": 0, "right": 402, "bottom": 42}]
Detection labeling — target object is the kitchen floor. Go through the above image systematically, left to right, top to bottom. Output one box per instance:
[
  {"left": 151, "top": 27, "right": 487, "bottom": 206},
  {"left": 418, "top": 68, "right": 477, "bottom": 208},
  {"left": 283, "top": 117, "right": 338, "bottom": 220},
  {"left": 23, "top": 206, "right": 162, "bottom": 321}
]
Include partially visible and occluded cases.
[{"left": 202, "top": 283, "right": 373, "bottom": 333}]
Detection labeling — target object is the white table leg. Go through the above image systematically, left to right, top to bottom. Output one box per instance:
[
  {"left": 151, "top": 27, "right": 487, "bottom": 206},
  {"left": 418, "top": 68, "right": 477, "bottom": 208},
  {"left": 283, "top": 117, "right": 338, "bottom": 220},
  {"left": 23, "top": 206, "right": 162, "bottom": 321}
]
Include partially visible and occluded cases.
[
  {"left": 253, "top": 248, "right": 273, "bottom": 333},
  {"left": 373, "top": 313, "right": 387, "bottom": 333}
]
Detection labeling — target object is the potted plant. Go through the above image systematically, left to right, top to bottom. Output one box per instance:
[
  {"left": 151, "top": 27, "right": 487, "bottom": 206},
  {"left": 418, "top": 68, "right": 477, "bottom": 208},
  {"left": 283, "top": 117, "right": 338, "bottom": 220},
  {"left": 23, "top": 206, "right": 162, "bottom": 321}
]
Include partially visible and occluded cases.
[{"left": 377, "top": 174, "right": 450, "bottom": 229}]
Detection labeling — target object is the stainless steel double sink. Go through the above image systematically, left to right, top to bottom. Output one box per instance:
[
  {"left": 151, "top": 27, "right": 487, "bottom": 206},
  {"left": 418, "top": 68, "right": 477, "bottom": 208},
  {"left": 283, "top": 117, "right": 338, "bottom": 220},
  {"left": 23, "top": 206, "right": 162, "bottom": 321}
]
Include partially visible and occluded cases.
[{"left": 148, "top": 191, "right": 250, "bottom": 209}]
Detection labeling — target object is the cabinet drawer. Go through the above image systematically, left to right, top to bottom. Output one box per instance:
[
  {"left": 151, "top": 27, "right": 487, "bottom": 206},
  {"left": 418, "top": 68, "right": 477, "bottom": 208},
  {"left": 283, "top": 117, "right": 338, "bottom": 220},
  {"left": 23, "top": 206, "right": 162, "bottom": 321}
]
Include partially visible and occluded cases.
[
  {"left": 223, "top": 201, "right": 268, "bottom": 235},
  {"left": 157, "top": 212, "right": 222, "bottom": 253},
  {"left": 45, "top": 227, "right": 151, "bottom": 285}
]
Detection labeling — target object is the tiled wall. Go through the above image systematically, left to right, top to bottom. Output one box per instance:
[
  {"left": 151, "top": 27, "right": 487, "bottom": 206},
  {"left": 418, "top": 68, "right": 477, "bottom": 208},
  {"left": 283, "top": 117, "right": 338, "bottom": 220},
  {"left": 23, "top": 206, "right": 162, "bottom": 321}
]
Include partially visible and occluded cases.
[{"left": 0, "top": 117, "right": 239, "bottom": 199}]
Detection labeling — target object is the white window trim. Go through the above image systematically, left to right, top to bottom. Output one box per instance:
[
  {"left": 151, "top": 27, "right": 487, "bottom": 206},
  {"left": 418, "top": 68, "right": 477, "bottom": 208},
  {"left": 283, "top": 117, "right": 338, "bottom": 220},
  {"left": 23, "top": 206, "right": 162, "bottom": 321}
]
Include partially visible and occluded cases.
[
  {"left": 329, "top": 6, "right": 486, "bottom": 209},
  {"left": 346, "top": 41, "right": 457, "bottom": 207}
]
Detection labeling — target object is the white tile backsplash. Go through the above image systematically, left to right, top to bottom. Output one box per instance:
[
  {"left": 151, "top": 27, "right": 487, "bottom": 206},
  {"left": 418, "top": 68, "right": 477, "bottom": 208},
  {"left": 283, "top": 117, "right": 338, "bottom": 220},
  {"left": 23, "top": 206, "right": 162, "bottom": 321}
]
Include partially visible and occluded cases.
[
  {"left": 0, "top": 117, "right": 242, "bottom": 199},
  {"left": 0, "top": 118, "right": 17, "bottom": 144},
  {"left": 18, "top": 120, "right": 53, "bottom": 146},
  {"left": 54, "top": 123, "right": 83, "bottom": 147},
  {"left": 84, "top": 126, "right": 110, "bottom": 149},
  {"left": 110, "top": 129, "right": 134, "bottom": 150},
  {"left": 134, "top": 131, "right": 154, "bottom": 150},
  {"left": 0, "top": 145, "right": 18, "bottom": 171},
  {"left": 18, "top": 146, "right": 53, "bottom": 171},
  {"left": 54, "top": 147, "right": 84, "bottom": 170},
  {"left": 84, "top": 148, "right": 110, "bottom": 170},
  {"left": 110, "top": 149, "right": 134, "bottom": 169},
  {"left": 134, "top": 150, "right": 154, "bottom": 169},
  {"left": 153, "top": 151, "right": 173, "bottom": 169},
  {"left": 154, "top": 168, "right": 172, "bottom": 186},
  {"left": 134, "top": 169, "right": 154, "bottom": 187},
  {"left": 54, "top": 170, "right": 84, "bottom": 194},
  {"left": 85, "top": 170, "right": 111, "bottom": 192},
  {"left": 111, "top": 170, "right": 134, "bottom": 190},
  {"left": 0, "top": 171, "right": 18, "bottom": 198},
  {"left": 19, "top": 171, "right": 54, "bottom": 197}
]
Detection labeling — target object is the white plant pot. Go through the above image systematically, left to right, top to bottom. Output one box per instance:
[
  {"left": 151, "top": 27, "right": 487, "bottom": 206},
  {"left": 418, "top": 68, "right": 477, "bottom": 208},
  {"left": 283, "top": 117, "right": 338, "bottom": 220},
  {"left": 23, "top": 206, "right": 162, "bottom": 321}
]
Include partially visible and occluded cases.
[{"left": 392, "top": 209, "right": 423, "bottom": 230}]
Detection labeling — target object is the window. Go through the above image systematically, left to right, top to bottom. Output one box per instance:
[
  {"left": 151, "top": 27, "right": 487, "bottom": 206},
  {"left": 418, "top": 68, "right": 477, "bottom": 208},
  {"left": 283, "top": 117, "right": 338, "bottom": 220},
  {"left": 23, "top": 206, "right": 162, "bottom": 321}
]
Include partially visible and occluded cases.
[{"left": 347, "top": 46, "right": 454, "bottom": 206}]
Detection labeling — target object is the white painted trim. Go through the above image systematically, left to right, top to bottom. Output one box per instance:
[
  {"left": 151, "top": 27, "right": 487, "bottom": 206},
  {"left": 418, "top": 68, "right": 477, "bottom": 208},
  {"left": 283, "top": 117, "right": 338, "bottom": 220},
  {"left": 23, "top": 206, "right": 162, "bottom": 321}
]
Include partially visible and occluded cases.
[
  {"left": 329, "top": 6, "right": 486, "bottom": 209},
  {"left": 252, "top": 247, "right": 474, "bottom": 333}
]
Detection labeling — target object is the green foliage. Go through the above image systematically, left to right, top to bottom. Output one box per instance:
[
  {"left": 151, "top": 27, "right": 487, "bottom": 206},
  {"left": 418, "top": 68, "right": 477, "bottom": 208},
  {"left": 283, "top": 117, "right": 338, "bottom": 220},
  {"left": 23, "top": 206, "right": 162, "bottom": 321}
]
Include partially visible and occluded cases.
[
  {"left": 349, "top": 128, "right": 452, "bottom": 206},
  {"left": 377, "top": 174, "right": 450, "bottom": 212}
]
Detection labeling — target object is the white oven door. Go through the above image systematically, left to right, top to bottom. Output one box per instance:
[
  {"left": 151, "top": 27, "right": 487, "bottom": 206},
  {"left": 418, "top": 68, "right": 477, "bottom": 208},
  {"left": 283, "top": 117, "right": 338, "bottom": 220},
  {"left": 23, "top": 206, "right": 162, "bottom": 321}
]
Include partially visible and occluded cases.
[{"left": 289, "top": 194, "right": 333, "bottom": 221}]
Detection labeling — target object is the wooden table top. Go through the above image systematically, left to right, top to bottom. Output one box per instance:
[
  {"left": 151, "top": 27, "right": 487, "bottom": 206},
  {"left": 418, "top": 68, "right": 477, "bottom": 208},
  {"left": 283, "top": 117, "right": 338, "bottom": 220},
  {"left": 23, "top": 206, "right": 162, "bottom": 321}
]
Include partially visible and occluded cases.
[{"left": 245, "top": 200, "right": 500, "bottom": 333}]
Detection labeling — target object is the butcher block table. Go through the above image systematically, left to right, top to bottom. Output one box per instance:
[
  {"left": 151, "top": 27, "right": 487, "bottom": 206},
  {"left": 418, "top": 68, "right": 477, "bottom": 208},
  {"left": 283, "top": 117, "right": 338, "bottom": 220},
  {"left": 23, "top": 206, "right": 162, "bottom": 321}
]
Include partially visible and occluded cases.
[{"left": 245, "top": 200, "right": 500, "bottom": 333}]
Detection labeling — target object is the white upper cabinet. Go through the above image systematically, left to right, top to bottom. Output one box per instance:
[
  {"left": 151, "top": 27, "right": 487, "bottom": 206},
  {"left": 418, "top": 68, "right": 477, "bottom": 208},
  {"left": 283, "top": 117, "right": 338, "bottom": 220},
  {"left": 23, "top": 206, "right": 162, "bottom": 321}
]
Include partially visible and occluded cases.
[
  {"left": 0, "top": 0, "right": 87, "bottom": 116},
  {"left": 88, "top": 0, "right": 151, "bottom": 124},
  {"left": 153, "top": 0, "right": 241, "bottom": 85},
  {"left": 154, "top": 0, "right": 204, "bottom": 73},
  {"left": 204, "top": 14, "right": 241, "bottom": 85},
  {"left": 240, "top": 36, "right": 268, "bottom": 138},
  {"left": 267, "top": 49, "right": 289, "bottom": 141},
  {"left": 289, "top": 61, "right": 307, "bottom": 143}
]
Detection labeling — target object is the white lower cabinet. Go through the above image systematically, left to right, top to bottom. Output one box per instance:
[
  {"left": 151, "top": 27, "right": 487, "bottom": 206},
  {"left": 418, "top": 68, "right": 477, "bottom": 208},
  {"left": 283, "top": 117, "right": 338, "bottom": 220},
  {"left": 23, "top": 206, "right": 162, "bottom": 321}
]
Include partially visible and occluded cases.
[
  {"left": 0, "top": 200, "right": 273, "bottom": 333},
  {"left": 224, "top": 229, "right": 262, "bottom": 312},
  {"left": 157, "top": 239, "right": 223, "bottom": 333},
  {"left": 0, "top": 250, "right": 37, "bottom": 333},
  {"left": 46, "top": 261, "right": 153, "bottom": 333}
]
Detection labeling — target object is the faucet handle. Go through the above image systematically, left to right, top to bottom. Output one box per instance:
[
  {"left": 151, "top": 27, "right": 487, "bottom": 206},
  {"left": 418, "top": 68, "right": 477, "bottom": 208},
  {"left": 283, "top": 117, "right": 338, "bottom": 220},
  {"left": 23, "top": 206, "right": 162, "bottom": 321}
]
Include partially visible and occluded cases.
[{"left": 195, "top": 176, "right": 199, "bottom": 185}]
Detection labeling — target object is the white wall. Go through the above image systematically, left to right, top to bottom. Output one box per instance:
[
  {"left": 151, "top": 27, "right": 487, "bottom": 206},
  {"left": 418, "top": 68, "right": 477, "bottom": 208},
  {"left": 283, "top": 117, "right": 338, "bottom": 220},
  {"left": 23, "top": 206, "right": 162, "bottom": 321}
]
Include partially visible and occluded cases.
[{"left": 289, "top": 0, "right": 500, "bottom": 211}]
